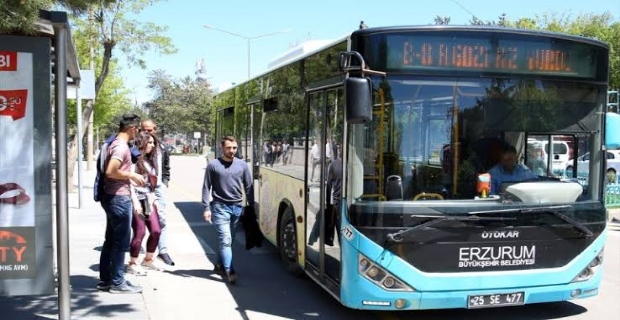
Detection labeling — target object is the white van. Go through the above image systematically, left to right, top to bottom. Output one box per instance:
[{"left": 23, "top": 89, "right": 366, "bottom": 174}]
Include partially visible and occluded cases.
[{"left": 527, "top": 140, "right": 570, "bottom": 173}]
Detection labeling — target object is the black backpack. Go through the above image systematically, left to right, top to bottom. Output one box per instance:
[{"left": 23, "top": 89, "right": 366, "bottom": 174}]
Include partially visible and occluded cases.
[{"left": 93, "top": 142, "right": 110, "bottom": 202}]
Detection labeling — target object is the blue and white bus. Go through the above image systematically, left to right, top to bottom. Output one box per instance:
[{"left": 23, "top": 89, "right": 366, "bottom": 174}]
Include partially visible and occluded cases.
[{"left": 212, "top": 25, "right": 616, "bottom": 310}]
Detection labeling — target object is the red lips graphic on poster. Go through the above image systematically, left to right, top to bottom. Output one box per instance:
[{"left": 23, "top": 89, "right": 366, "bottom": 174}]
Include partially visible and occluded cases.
[
  {"left": 0, "top": 89, "right": 28, "bottom": 120},
  {"left": 0, "top": 183, "right": 30, "bottom": 205}
]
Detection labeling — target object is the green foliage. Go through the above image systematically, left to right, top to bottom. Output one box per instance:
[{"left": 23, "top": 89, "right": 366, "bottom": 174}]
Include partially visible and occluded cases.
[
  {"left": 0, "top": 0, "right": 108, "bottom": 34},
  {"left": 0, "top": 0, "right": 51, "bottom": 34},
  {"left": 58, "top": 0, "right": 117, "bottom": 13},
  {"left": 65, "top": 0, "right": 176, "bottom": 142},
  {"left": 91, "top": 1, "right": 176, "bottom": 69},
  {"left": 432, "top": 11, "right": 620, "bottom": 90},
  {"left": 508, "top": 12, "right": 620, "bottom": 89},
  {"left": 67, "top": 14, "right": 132, "bottom": 134},
  {"left": 434, "top": 16, "right": 451, "bottom": 25},
  {"left": 66, "top": 70, "right": 131, "bottom": 127},
  {"left": 145, "top": 70, "right": 213, "bottom": 136}
]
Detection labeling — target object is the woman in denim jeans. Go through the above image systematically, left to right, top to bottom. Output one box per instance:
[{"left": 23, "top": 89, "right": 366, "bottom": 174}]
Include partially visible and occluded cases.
[{"left": 202, "top": 136, "right": 254, "bottom": 284}]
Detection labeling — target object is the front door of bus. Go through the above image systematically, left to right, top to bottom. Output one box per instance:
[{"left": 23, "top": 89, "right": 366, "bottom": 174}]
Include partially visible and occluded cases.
[{"left": 305, "top": 87, "right": 343, "bottom": 289}]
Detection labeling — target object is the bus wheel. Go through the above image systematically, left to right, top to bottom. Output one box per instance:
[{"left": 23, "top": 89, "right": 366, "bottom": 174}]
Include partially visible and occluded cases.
[{"left": 279, "top": 206, "right": 303, "bottom": 276}]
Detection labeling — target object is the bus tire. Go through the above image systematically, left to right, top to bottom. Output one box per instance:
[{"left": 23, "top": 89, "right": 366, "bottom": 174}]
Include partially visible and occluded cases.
[{"left": 278, "top": 206, "right": 304, "bottom": 276}]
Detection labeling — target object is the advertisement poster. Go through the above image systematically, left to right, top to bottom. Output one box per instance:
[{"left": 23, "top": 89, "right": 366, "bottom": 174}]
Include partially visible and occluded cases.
[{"left": 0, "top": 51, "right": 36, "bottom": 279}]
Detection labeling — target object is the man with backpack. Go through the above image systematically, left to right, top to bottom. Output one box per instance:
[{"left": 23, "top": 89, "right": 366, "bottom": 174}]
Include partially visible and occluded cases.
[{"left": 96, "top": 113, "right": 146, "bottom": 294}]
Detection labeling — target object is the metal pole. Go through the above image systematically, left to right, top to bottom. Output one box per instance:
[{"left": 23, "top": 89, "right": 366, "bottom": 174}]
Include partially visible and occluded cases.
[
  {"left": 87, "top": 9, "right": 96, "bottom": 171},
  {"left": 53, "top": 24, "right": 72, "bottom": 320},
  {"left": 203, "top": 25, "right": 291, "bottom": 81},
  {"left": 247, "top": 39, "right": 251, "bottom": 79},
  {"left": 76, "top": 87, "right": 83, "bottom": 208},
  {"left": 87, "top": 110, "right": 94, "bottom": 170}
]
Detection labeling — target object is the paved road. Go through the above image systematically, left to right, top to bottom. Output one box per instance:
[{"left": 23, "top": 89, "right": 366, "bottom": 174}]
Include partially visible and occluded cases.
[
  {"left": 169, "top": 155, "right": 374, "bottom": 320},
  {"left": 172, "top": 155, "right": 619, "bottom": 320}
]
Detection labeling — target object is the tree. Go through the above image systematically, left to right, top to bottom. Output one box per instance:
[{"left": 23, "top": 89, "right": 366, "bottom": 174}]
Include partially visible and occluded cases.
[
  {"left": 0, "top": 0, "right": 112, "bottom": 33},
  {"left": 64, "top": 0, "right": 176, "bottom": 191},
  {"left": 430, "top": 12, "right": 620, "bottom": 89},
  {"left": 508, "top": 12, "right": 620, "bottom": 89},
  {"left": 434, "top": 16, "right": 451, "bottom": 25},
  {"left": 69, "top": 19, "right": 133, "bottom": 136},
  {"left": 145, "top": 70, "right": 213, "bottom": 137}
]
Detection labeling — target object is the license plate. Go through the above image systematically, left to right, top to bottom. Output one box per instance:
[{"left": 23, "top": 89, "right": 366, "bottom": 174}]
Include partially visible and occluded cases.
[{"left": 467, "top": 292, "right": 524, "bottom": 308}]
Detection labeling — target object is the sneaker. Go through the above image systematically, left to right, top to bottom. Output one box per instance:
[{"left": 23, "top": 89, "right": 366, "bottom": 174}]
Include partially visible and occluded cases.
[
  {"left": 157, "top": 253, "right": 175, "bottom": 266},
  {"left": 141, "top": 259, "right": 163, "bottom": 271},
  {"left": 126, "top": 263, "right": 148, "bottom": 276},
  {"left": 226, "top": 270, "right": 237, "bottom": 284},
  {"left": 96, "top": 281, "right": 111, "bottom": 291},
  {"left": 109, "top": 281, "right": 143, "bottom": 294}
]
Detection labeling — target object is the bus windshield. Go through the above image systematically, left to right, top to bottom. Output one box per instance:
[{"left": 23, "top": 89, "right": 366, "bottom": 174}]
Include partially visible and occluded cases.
[{"left": 346, "top": 75, "right": 605, "bottom": 203}]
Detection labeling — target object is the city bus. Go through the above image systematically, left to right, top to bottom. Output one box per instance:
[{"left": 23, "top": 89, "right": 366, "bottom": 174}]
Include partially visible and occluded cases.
[{"left": 212, "top": 25, "right": 617, "bottom": 310}]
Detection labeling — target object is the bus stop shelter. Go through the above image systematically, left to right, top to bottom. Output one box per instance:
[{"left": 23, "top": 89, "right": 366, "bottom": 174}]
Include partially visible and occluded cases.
[{"left": 0, "top": 10, "right": 80, "bottom": 320}]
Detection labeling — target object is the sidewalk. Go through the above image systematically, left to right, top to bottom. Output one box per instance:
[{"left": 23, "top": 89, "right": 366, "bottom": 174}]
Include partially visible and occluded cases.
[
  {"left": 0, "top": 165, "right": 242, "bottom": 319},
  {"left": 608, "top": 208, "right": 620, "bottom": 231}
]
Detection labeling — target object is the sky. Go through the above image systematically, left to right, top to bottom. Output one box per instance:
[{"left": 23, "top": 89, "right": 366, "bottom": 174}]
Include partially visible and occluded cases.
[{"left": 119, "top": 0, "right": 619, "bottom": 105}]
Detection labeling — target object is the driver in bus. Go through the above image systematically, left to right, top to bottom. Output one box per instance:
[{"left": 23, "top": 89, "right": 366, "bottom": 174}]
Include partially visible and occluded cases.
[{"left": 488, "top": 145, "right": 538, "bottom": 195}]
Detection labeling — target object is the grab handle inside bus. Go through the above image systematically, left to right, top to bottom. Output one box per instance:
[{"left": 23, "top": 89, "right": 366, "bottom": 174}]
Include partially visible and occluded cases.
[{"left": 344, "top": 77, "right": 372, "bottom": 123}]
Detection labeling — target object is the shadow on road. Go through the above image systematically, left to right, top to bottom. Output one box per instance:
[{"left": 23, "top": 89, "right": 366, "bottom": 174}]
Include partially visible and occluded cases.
[
  {"left": 171, "top": 199, "right": 591, "bottom": 320},
  {"left": 172, "top": 200, "right": 371, "bottom": 320},
  {"left": 0, "top": 275, "right": 140, "bottom": 319},
  {"left": 387, "top": 301, "right": 587, "bottom": 320}
]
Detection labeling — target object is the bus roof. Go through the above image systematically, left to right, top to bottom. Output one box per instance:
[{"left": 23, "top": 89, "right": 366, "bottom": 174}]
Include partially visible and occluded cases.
[
  {"left": 216, "top": 25, "right": 609, "bottom": 95},
  {"left": 352, "top": 25, "right": 609, "bottom": 49},
  {"left": 216, "top": 34, "right": 350, "bottom": 93}
]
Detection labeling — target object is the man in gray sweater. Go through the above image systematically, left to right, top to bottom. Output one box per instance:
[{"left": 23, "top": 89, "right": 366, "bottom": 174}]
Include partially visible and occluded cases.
[{"left": 202, "top": 136, "right": 254, "bottom": 283}]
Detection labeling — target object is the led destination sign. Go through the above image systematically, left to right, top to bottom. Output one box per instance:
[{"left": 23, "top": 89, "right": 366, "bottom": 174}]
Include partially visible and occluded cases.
[{"left": 385, "top": 34, "right": 600, "bottom": 78}]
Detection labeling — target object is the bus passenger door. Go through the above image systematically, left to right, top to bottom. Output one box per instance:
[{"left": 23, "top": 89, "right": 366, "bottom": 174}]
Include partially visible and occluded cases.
[
  {"left": 305, "top": 87, "right": 343, "bottom": 291},
  {"left": 248, "top": 101, "right": 261, "bottom": 212},
  {"left": 214, "top": 106, "right": 235, "bottom": 158}
]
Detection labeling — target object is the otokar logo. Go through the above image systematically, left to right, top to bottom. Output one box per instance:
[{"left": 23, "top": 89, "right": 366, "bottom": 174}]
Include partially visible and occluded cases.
[{"left": 481, "top": 230, "right": 520, "bottom": 239}]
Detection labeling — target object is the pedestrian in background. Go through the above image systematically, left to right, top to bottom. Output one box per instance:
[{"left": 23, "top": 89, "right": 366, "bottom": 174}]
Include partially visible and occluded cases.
[
  {"left": 141, "top": 119, "right": 175, "bottom": 266},
  {"left": 202, "top": 136, "right": 254, "bottom": 284}
]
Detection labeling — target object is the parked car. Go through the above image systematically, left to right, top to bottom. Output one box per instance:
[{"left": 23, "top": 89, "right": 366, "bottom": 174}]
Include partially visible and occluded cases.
[{"left": 565, "top": 150, "right": 620, "bottom": 183}]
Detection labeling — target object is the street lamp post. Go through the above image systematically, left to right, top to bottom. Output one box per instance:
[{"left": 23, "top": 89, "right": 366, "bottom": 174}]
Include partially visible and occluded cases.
[{"left": 203, "top": 25, "right": 291, "bottom": 79}]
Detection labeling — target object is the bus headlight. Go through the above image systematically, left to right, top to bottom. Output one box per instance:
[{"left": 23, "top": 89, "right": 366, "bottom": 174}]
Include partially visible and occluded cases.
[
  {"left": 572, "top": 247, "right": 604, "bottom": 283},
  {"left": 358, "top": 254, "right": 414, "bottom": 291},
  {"left": 367, "top": 266, "right": 381, "bottom": 278},
  {"left": 383, "top": 277, "right": 396, "bottom": 288}
]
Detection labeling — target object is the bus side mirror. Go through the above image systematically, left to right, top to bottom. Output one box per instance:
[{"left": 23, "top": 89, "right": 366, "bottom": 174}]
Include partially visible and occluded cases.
[
  {"left": 345, "top": 77, "right": 372, "bottom": 124},
  {"left": 606, "top": 112, "right": 620, "bottom": 149}
]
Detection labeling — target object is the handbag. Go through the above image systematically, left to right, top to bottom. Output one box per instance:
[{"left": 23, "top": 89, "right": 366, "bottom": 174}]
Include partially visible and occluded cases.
[{"left": 140, "top": 197, "right": 153, "bottom": 217}]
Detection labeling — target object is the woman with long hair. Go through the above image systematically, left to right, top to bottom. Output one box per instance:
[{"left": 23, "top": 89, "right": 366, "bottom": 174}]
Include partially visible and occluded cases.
[{"left": 127, "top": 132, "right": 163, "bottom": 275}]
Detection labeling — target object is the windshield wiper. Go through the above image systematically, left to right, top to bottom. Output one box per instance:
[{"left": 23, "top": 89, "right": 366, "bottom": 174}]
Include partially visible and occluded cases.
[
  {"left": 518, "top": 205, "right": 593, "bottom": 237},
  {"left": 385, "top": 216, "right": 516, "bottom": 243}
]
